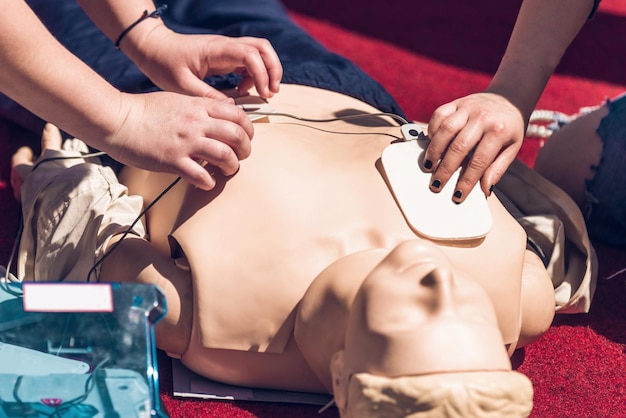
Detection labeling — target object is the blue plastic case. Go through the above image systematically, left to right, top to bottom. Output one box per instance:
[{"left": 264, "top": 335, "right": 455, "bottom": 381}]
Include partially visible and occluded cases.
[{"left": 0, "top": 281, "right": 169, "bottom": 418}]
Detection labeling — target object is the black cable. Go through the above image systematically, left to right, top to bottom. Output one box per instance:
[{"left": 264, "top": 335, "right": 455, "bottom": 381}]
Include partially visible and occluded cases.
[
  {"left": 247, "top": 110, "right": 409, "bottom": 126},
  {"left": 85, "top": 176, "right": 181, "bottom": 283}
]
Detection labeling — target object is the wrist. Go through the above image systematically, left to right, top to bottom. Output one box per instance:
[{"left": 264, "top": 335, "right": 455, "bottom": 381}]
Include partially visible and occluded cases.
[
  {"left": 114, "top": 5, "right": 168, "bottom": 54},
  {"left": 119, "top": 23, "right": 175, "bottom": 83},
  {"left": 486, "top": 68, "right": 551, "bottom": 124},
  {"left": 76, "top": 91, "right": 137, "bottom": 160},
  {"left": 100, "top": 92, "right": 140, "bottom": 160}
]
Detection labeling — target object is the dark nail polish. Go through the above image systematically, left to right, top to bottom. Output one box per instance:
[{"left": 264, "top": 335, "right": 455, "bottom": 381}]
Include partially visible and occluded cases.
[
  {"left": 424, "top": 159, "right": 433, "bottom": 170},
  {"left": 431, "top": 179, "right": 441, "bottom": 189},
  {"left": 453, "top": 190, "right": 463, "bottom": 200}
]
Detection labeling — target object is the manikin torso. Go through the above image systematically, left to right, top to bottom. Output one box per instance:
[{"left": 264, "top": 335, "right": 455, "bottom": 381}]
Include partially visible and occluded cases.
[{"left": 120, "top": 84, "right": 526, "bottom": 377}]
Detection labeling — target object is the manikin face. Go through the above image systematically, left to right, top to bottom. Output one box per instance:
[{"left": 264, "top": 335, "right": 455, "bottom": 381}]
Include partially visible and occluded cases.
[{"left": 340, "top": 240, "right": 512, "bottom": 379}]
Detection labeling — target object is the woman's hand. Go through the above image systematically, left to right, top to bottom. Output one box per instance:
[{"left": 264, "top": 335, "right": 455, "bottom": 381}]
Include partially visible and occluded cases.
[
  {"left": 128, "top": 28, "right": 283, "bottom": 100},
  {"left": 105, "top": 91, "right": 255, "bottom": 190},
  {"left": 424, "top": 92, "right": 525, "bottom": 203}
]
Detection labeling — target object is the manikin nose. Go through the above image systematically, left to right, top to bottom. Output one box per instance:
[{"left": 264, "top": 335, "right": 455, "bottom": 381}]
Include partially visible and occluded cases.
[{"left": 420, "top": 267, "right": 456, "bottom": 310}]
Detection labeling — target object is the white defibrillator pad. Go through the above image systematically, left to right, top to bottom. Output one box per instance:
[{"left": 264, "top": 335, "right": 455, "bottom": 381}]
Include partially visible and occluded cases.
[
  {"left": 380, "top": 124, "right": 492, "bottom": 240},
  {"left": 0, "top": 342, "right": 90, "bottom": 375}
]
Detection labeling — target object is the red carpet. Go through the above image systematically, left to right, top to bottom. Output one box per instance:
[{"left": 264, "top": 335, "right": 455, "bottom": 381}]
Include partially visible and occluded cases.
[{"left": 1, "top": 1, "right": 625, "bottom": 417}]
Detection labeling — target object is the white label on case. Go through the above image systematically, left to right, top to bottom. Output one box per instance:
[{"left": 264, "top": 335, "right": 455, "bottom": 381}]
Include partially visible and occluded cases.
[{"left": 23, "top": 283, "right": 114, "bottom": 312}]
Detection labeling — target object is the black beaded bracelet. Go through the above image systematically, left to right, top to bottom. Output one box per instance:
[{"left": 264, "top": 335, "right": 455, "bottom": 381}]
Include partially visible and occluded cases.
[{"left": 114, "top": 4, "right": 168, "bottom": 49}]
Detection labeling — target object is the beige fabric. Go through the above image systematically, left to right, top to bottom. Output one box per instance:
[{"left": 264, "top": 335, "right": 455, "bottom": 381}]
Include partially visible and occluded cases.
[
  {"left": 17, "top": 139, "right": 146, "bottom": 283},
  {"left": 495, "top": 159, "right": 597, "bottom": 313},
  {"left": 341, "top": 371, "right": 533, "bottom": 418}
]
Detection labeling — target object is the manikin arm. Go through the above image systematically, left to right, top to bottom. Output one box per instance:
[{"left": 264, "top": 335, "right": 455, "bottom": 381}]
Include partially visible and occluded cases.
[{"left": 424, "top": 0, "right": 596, "bottom": 202}]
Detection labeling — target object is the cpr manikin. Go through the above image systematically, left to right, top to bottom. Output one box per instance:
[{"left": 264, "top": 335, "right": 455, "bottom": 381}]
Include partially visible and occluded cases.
[{"left": 13, "top": 85, "right": 561, "bottom": 417}]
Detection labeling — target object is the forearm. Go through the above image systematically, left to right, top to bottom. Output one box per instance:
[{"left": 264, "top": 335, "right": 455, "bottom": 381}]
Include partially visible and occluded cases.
[
  {"left": 0, "top": 0, "right": 124, "bottom": 151},
  {"left": 77, "top": 0, "right": 166, "bottom": 55},
  {"left": 487, "top": 0, "right": 595, "bottom": 122}
]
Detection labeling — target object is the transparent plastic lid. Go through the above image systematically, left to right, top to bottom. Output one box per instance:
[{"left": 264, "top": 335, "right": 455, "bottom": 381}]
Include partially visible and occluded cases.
[{"left": 0, "top": 281, "right": 168, "bottom": 418}]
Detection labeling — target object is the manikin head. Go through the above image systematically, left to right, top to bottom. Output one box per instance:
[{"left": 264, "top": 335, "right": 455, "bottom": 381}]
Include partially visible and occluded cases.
[{"left": 330, "top": 240, "right": 533, "bottom": 417}]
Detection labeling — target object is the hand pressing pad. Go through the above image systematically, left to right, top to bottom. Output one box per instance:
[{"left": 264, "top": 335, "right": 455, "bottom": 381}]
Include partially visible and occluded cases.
[{"left": 381, "top": 130, "right": 492, "bottom": 240}]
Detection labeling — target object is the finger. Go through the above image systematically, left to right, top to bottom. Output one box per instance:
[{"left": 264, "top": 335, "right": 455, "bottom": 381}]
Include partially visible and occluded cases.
[
  {"left": 238, "top": 37, "right": 282, "bottom": 94},
  {"left": 229, "top": 39, "right": 281, "bottom": 98},
  {"left": 211, "top": 41, "right": 270, "bottom": 97},
  {"left": 240, "top": 49, "right": 273, "bottom": 98},
  {"left": 178, "top": 72, "right": 229, "bottom": 100},
  {"left": 236, "top": 75, "right": 256, "bottom": 97},
  {"left": 200, "top": 85, "right": 229, "bottom": 100},
  {"left": 205, "top": 99, "right": 255, "bottom": 143},
  {"left": 427, "top": 102, "right": 457, "bottom": 137},
  {"left": 424, "top": 105, "right": 468, "bottom": 173},
  {"left": 428, "top": 121, "right": 479, "bottom": 195},
  {"left": 41, "top": 122, "right": 63, "bottom": 151},
  {"left": 449, "top": 134, "right": 502, "bottom": 203},
  {"left": 191, "top": 137, "right": 241, "bottom": 177},
  {"left": 481, "top": 145, "right": 520, "bottom": 197},
  {"left": 10, "top": 146, "right": 35, "bottom": 201},
  {"left": 11, "top": 146, "right": 34, "bottom": 172},
  {"left": 176, "top": 157, "right": 217, "bottom": 191}
]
